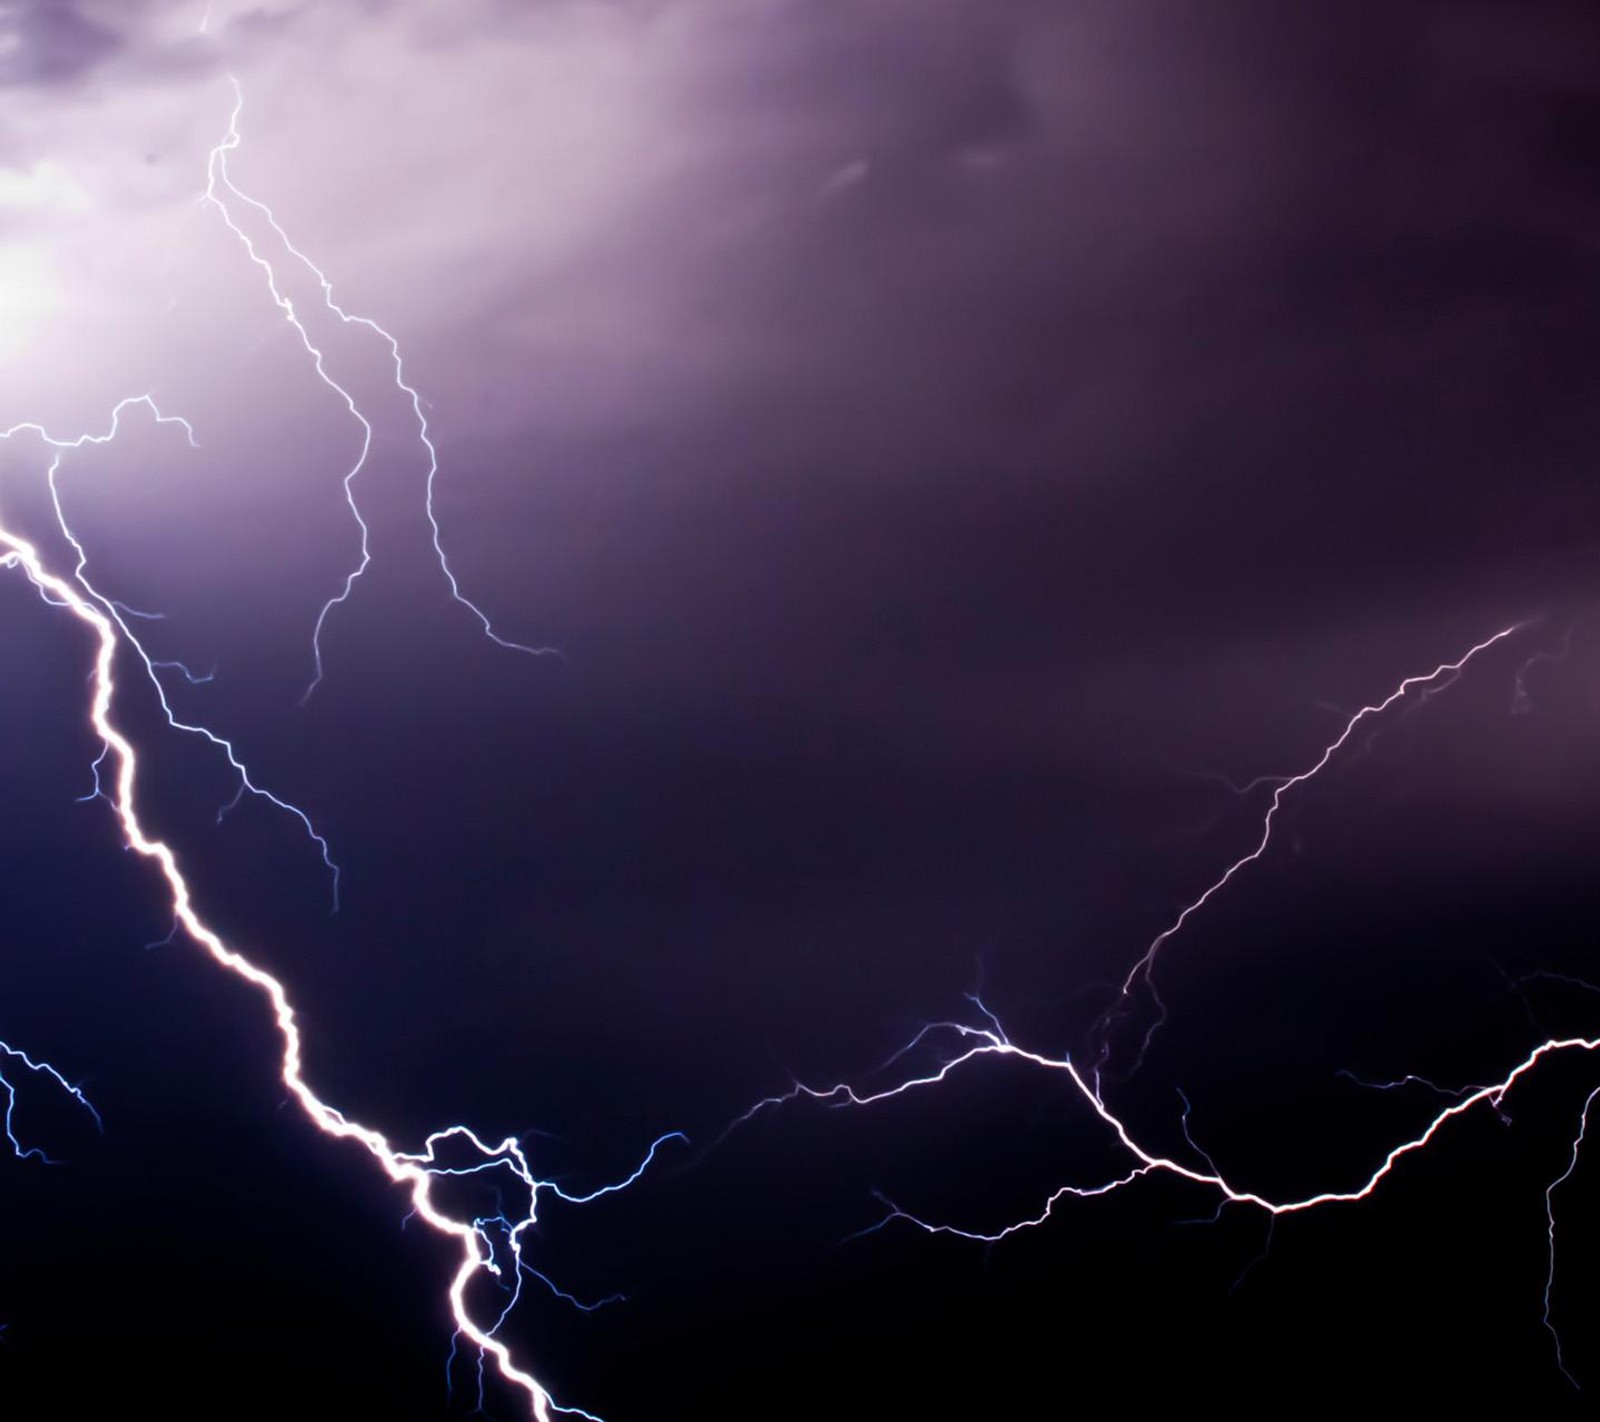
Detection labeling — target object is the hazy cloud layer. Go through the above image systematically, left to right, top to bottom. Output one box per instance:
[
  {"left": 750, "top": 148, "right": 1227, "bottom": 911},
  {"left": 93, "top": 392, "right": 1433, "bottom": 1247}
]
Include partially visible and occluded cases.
[{"left": 4, "top": 0, "right": 1598, "bottom": 784}]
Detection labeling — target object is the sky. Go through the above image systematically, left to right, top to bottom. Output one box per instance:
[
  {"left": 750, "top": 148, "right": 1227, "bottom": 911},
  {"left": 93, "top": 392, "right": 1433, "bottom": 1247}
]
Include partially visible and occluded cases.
[{"left": 2, "top": 0, "right": 1599, "bottom": 1416}]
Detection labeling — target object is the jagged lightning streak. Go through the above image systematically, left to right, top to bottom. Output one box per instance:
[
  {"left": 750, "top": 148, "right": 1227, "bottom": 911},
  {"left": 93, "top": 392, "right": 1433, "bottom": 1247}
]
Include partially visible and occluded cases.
[
  {"left": 0, "top": 64, "right": 652, "bottom": 1411},
  {"left": 201, "top": 78, "right": 560, "bottom": 702},
  {"left": 197, "top": 88, "right": 376, "bottom": 704},
  {"left": 1, "top": 400, "right": 341, "bottom": 905},
  {"left": 0, "top": 420, "right": 681, "bottom": 1418},
  {"left": 727, "top": 621, "right": 1600, "bottom": 1379},
  {"left": 1090, "top": 621, "right": 1528, "bottom": 1080},
  {"left": 737, "top": 996, "right": 1600, "bottom": 1274},
  {"left": 799, "top": 1016, "right": 1600, "bottom": 1231},
  {"left": 0, "top": 1040, "right": 100, "bottom": 1165},
  {"left": 1334, "top": 1066, "right": 1513, "bottom": 1122},
  {"left": 1545, "top": 1083, "right": 1600, "bottom": 1387},
  {"left": 437, "top": 1126, "right": 688, "bottom": 1413}
]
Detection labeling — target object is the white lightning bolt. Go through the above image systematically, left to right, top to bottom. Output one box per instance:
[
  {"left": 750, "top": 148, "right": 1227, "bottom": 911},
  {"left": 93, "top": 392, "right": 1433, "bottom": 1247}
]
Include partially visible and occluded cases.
[
  {"left": 0, "top": 62, "right": 671, "bottom": 1414},
  {"left": 201, "top": 78, "right": 561, "bottom": 703},
  {"left": 2, "top": 398, "right": 341, "bottom": 903},
  {"left": 0, "top": 411, "right": 681, "bottom": 1418},
  {"left": 1091, "top": 621, "right": 1529, "bottom": 1080},
  {"left": 724, "top": 623, "right": 1600, "bottom": 1383},
  {"left": 743, "top": 1001, "right": 1600, "bottom": 1259},
  {"left": 0, "top": 1040, "right": 100, "bottom": 1164},
  {"left": 1544, "top": 1082, "right": 1600, "bottom": 1387}
]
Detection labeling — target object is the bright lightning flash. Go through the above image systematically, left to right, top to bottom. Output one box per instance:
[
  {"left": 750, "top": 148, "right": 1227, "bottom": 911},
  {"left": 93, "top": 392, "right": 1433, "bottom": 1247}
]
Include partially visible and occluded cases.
[
  {"left": 0, "top": 74, "right": 678, "bottom": 1420},
  {"left": 2, "top": 397, "right": 343, "bottom": 907},
  {"left": 0, "top": 444, "right": 681, "bottom": 1416},
  {"left": 730, "top": 622, "right": 1600, "bottom": 1385}
]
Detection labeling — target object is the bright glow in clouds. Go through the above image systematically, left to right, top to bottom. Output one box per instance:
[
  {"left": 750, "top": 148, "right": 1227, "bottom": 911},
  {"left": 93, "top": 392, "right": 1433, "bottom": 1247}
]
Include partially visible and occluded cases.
[
  {"left": 0, "top": 3, "right": 675, "bottom": 423},
  {"left": 0, "top": 58, "right": 676, "bottom": 1416},
  {"left": 0, "top": 158, "right": 87, "bottom": 213},
  {"left": 0, "top": 244, "right": 57, "bottom": 361},
  {"left": 0, "top": 317, "right": 672, "bottom": 1422}
]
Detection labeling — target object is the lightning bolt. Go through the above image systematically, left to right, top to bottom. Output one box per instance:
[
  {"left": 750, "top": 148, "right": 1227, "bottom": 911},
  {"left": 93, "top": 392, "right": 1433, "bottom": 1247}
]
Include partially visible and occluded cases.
[
  {"left": 0, "top": 67, "right": 673, "bottom": 1416},
  {"left": 201, "top": 78, "right": 561, "bottom": 704},
  {"left": 2, "top": 399, "right": 341, "bottom": 904},
  {"left": 0, "top": 416, "right": 683, "bottom": 1417},
  {"left": 1089, "top": 621, "right": 1528, "bottom": 1081},
  {"left": 727, "top": 622, "right": 1600, "bottom": 1384},
  {"left": 741, "top": 990, "right": 1600, "bottom": 1383},
  {"left": 0, "top": 1040, "right": 100, "bottom": 1165},
  {"left": 1544, "top": 1082, "right": 1600, "bottom": 1387}
]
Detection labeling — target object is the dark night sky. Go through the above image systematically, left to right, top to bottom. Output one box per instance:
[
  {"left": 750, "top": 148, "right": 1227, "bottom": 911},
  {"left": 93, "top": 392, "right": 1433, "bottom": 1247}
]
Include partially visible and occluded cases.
[{"left": 2, "top": 1, "right": 1600, "bottom": 1416}]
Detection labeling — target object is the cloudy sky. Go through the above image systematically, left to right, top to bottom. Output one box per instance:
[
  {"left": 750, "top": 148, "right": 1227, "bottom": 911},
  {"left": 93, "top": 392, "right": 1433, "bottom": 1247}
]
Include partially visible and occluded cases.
[{"left": 2, "top": 1, "right": 1599, "bottom": 1417}]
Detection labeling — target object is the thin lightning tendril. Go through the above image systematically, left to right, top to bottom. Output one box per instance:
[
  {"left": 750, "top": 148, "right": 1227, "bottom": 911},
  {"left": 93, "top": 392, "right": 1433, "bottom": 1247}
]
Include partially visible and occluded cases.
[
  {"left": 202, "top": 78, "right": 561, "bottom": 703},
  {"left": 199, "top": 85, "right": 378, "bottom": 705},
  {"left": 2, "top": 399, "right": 341, "bottom": 906},
  {"left": 1090, "top": 621, "right": 1528, "bottom": 1081},
  {"left": 0, "top": 1040, "right": 101, "bottom": 1165},
  {"left": 1545, "top": 1083, "right": 1600, "bottom": 1387}
]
